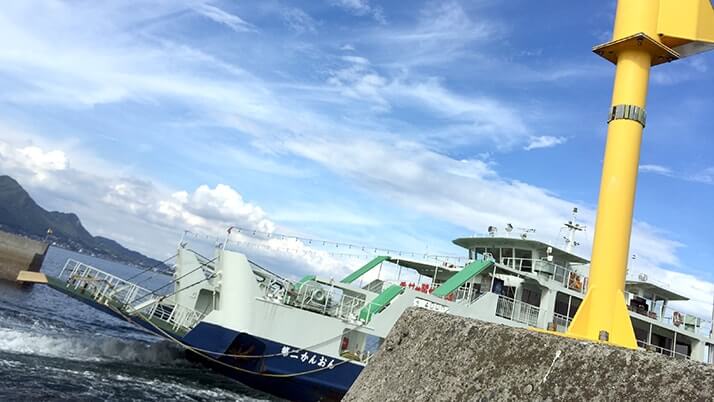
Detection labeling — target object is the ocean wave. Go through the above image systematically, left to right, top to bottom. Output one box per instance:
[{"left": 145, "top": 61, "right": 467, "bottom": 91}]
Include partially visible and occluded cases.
[{"left": 0, "top": 327, "right": 186, "bottom": 365}]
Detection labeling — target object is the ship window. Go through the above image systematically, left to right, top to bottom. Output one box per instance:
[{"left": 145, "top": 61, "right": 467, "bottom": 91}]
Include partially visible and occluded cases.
[
  {"left": 474, "top": 248, "right": 486, "bottom": 259},
  {"left": 487, "top": 248, "right": 501, "bottom": 263},
  {"left": 501, "top": 248, "right": 514, "bottom": 267},
  {"left": 515, "top": 249, "right": 533, "bottom": 272},
  {"left": 492, "top": 278, "right": 514, "bottom": 297},
  {"left": 502, "top": 286, "right": 516, "bottom": 298},
  {"left": 521, "top": 287, "right": 541, "bottom": 307},
  {"left": 554, "top": 292, "right": 582, "bottom": 319},
  {"left": 555, "top": 292, "right": 570, "bottom": 316},
  {"left": 569, "top": 297, "right": 582, "bottom": 318},
  {"left": 632, "top": 321, "right": 649, "bottom": 343},
  {"left": 675, "top": 342, "right": 691, "bottom": 359}
]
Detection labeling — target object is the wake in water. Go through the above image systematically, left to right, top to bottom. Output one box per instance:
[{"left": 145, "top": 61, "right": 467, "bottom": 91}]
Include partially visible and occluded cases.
[
  {"left": 0, "top": 250, "right": 279, "bottom": 401},
  {"left": 0, "top": 327, "right": 186, "bottom": 365}
]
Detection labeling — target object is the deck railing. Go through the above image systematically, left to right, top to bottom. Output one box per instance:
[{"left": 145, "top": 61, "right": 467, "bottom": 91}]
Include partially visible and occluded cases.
[
  {"left": 500, "top": 257, "right": 588, "bottom": 294},
  {"left": 58, "top": 259, "right": 206, "bottom": 333},
  {"left": 59, "top": 259, "right": 155, "bottom": 306},
  {"left": 259, "top": 277, "right": 368, "bottom": 323},
  {"left": 624, "top": 292, "right": 713, "bottom": 338},
  {"left": 495, "top": 295, "right": 540, "bottom": 327},
  {"left": 552, "top": 313, "right": 572, "bottom": 333},
  {"left": 637, "top": 340, "right": 691, "bottom": 360}
]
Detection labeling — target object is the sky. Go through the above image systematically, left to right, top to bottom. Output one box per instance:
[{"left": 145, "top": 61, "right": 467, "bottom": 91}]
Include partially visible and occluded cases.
[{"left": 1, "top": 1, "right": 714, "bottom": 317}]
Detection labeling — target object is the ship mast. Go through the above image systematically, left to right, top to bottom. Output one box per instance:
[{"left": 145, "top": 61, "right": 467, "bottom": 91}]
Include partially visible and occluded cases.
[
  {"left": 563, "top": 208, "right": 585, "bottom": 254},
  {"left": 710, "top": 292, "right": 714, "bottom": 339}
]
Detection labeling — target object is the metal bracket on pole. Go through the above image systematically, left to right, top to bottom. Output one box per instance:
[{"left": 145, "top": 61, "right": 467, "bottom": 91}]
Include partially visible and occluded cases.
[
  {"left": 593, "top": 33, "right": 679, "bottom": 66},
  {"left": 608, "top": 104, "right": 647, "bottom": 127}
]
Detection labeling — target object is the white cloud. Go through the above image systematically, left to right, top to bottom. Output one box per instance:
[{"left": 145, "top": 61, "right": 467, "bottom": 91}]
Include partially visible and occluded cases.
[
  {"left": 330, "top": 0, "right": 385, "bottom": 23},
  {"left": 371, "top": 1, "right": 500, "bottom": 67},
  {"left": 404, "top": 1, "right": 494, "bottom": 43},
  {"left": 191, "top": 3, "right": 255, "bottom": 33},
  {"left": 282, "top": 7, "right": 318, "bottom": 34},
  {"left": 326, "top": 55, "right": 531, "bottom": 149},
  {"left": 341, "top": 55, "right": 369, "bottom": 65},
  {"left": 689, "top": 57, "right": 709, "bottom": 73},
  {"left": 328, "top": 58, "right": 389, "bottom": 108},
  {"left": 524, "top": 136, "right": 567, "bottom": 151},
  {"left": 18, "top": 147, "right": 69, "bottom": 171},
  {"left": 639, "top": 164, "right": 673, "bottom": 175},
  {"left": 639, "top": 164, "right": 714, "bottom": 185},
  {"left": 690, "top": 167, "right": 714, "bottom": 184},
  {"left": 170, "top": 184, "right": 275, "bottom": 233}
]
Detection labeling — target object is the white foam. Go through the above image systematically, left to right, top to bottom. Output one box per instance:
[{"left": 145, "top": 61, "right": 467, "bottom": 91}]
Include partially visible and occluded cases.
[
  {"left": 0, "top": 328, "right": 183, "bottom": 364},
  {"left": 0, "top": 359, "right": 22, "bottom": 368}
]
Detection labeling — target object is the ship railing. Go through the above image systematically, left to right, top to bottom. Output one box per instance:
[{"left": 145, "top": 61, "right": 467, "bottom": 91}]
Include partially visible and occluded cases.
[
  {"left": 500, "top": 257, "right": 589, "bottom": 294},
  {"left": 58, "top": 259, "right": 154, "bottom": 307},
  {"left": 58, "top": 259, "right": 206, "bottom": 333},
  {"left": 260, "top": 277, "right": 368, "bottom": 322},
  {"left": 451, "top": 286, "right": 490, "bottom": 305},
  {"left": 624, "top": 292, "right": 713, "bottom": 338},
  {"left": 495, "top": 295, "right": 540, "bottom": 327},
  {"left": 137, "top": 300, "right": 208, "bottom": 333},
  {"left": 552, "top": 313, "right": 572, "bottom": 333},
  {"left": 637, "top": 340, "right": 691, "bottom": 360}
]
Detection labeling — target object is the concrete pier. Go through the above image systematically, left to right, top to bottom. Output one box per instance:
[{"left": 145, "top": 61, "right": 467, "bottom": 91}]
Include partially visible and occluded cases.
[
  {"left": 0, "top": 231, "right": 48, "bottom": 282},
  {"left": 344, "top": 308, "right": 714, "bottom": 402}
]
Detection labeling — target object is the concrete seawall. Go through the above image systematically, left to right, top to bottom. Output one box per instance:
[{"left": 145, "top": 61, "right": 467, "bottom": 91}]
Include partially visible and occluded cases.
[
  {"left": 0, "top": 231, "right": 48, "bottom": 282},
  {"left": 344, "top": 308, "right": 714, "bottom": 402}
]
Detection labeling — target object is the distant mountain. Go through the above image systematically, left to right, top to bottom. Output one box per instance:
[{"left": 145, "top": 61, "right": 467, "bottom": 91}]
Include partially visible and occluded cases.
[{"left": 0, "top": 175, "right": 164, "bottom": 268}]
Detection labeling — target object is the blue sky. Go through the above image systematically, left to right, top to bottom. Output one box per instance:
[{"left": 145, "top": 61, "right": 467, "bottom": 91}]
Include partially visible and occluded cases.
[{"left": 1, "top": 1, "right": 714, "bottom": 314}]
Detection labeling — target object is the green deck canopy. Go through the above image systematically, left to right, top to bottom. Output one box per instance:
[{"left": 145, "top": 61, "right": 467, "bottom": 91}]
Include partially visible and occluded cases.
[
  {"left": 340, "top": 256, "right": 389, "bottom": 284},
  {"left": 432, "top": 260, "right": 494, "bottom": 298},
  {"left": 359, "top": 284, "right": 404, "bottom": 322}
]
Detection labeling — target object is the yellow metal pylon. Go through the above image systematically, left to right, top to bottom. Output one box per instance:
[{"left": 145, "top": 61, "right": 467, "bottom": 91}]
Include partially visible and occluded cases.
[{"left": 565, "top": 0, "right": 714, "bottom": 349}]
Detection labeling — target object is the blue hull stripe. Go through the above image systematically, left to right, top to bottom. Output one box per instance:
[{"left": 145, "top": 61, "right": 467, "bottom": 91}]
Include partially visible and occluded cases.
[{"left": 183, "top": 322, "right": 364, "bottom": 402}]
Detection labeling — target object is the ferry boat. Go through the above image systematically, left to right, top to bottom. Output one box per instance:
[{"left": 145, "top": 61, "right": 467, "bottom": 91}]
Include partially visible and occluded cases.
[{"left": 43, "top": 216, "right": 714, "bottom": 401}]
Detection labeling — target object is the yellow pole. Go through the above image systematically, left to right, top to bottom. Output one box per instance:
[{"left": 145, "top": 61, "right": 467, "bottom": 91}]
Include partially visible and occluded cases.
[{"left": 566, "top": 0, "right": 662, "bottom": 348}]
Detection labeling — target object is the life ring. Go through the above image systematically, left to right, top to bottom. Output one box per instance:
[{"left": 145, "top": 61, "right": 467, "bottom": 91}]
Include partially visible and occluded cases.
[{"left": 673, "top": 311, "right": 684, "bottom": 327}]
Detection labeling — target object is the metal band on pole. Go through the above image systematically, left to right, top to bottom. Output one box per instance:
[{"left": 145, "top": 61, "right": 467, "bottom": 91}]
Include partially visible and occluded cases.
[{"left": 607, "top": 104, "right": 647, "bottom": 127}]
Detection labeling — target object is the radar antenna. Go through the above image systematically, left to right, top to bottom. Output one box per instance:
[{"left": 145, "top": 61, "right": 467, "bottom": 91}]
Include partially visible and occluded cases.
[{"left": 563, "top": 207, "right": 586, "bottom": 253}]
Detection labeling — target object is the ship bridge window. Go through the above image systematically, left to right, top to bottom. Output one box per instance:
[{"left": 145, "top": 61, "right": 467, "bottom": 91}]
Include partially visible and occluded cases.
[
  {"left": 474, "top": 248, "right": 486, "bottom": 259},
  {"left": 487, "top": 248, "right": 501, "bottom": 263},
  {"left": 501, "top": 248, "right": 514, "bottom": 267},
  {"left": 515, "top": 249, "right": 533, "bottom": 272}
]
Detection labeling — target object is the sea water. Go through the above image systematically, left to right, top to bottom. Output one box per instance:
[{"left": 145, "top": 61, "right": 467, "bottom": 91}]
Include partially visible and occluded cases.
[{"left": 0, "top": 247, "right": 278, "bottom": 402}]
